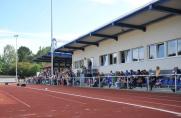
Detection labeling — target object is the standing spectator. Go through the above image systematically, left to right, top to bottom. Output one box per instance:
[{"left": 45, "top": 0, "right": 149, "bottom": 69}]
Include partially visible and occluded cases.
[
  {"left": 156, "top": 66, "right": 161, "bottom": 79},
  {"left": 149, "top": 69, "right": 156, "bottom": 91},
  {"left": 108, "top": 71, "right": 114, "bottom": 88}
]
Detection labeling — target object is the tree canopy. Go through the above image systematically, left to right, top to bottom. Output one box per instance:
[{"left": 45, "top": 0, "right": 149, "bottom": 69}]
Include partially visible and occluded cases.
[
  {"left": 0, "top": 45, "right": 50, "bottom": 77},
  {"left": 3, "top": 45, "right": 16, "bottom": 65},
  {"left": 18, "top": 46, "right": 33, "bottom": 62},
  {"left": 35, "top": 46, "right": 50, "bottom": 58}
]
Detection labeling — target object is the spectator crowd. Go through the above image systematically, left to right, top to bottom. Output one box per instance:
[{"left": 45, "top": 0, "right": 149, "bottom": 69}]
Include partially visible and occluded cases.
[{"left": 26, "top": 66, "right": 181, "bottom": 91}]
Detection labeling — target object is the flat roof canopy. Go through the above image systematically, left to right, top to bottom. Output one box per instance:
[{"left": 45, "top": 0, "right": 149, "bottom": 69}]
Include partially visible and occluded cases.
[
  {"left": 55, "top": 0, "right": 181, "bottom": 53},
  {"left": 34, "top": 52, "right": 72, "bottom": 64}
]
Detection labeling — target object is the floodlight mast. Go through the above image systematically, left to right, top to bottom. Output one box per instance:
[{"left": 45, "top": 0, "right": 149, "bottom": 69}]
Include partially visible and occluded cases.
[
  {"left": 51, "top": 0, "right": 54, "bottom": 84},
  {"left": 14, "top": 34, "right": 19, "bottom": 83}
]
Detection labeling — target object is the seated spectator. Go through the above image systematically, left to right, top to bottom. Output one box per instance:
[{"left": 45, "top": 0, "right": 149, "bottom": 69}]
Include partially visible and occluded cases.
[{"left": 155, "top": 79, "right": 162, "bottom": 88}]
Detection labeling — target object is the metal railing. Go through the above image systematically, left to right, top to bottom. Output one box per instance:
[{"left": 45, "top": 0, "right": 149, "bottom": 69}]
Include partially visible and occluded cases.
[{"left": 26, "top": 74, "right": 181, "bottom": 93}]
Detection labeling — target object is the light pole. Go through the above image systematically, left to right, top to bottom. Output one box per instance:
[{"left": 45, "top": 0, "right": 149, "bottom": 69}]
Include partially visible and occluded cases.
[
  {"left": 51, "top": 0, "right": 54, "bottom": 84},
  {"left": 14, "top": 34, "right": 18, "bottom": 83}
]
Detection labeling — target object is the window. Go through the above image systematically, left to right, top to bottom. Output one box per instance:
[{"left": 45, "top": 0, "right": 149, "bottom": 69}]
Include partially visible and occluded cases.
[
  {"left": 178, "top": 39, "right": 181, "bottom": 55},
  {"left": 167, "top": 40, "right": 177, "bottom": 57},
  {"left": 149, "top": 43, "right": 165, "bottom": 59},
  {"left": 157, "top": 43, "right": 164, "bottom": 58},
  {"left": 149, "top": 45, "right": 156, "bottom": 59},
  {"left": 132, "top": 47, "right": 144, "bottom": 61},
  {"left": 139, "top": 47, "right": 144, "bottom": 61},
  {"left": 132, "top": 48, "right": 139, "bottom": 61},
  {"left": 120, "top": 49, "right": 131, "bottom": 63},
  {"left": 109, "top": 53, "right": 117, "bottom": 65},
  {"left": 113, "top": 53, "right": 117, "bottom": 64},
  {"left": 109, "top": 54, "right": 113, "bottom": 65},
  {"left": 100, "top": 55, "right": 108, "bottom": 66},
  {"left": 74, "top": 60, "right": 84, "bottom": 69},
  {"left": 80, "top": 60, "right": 84, "bottom": 68},
  {"left": 74, "top": 61, "right": 78, "bottom": 69}
]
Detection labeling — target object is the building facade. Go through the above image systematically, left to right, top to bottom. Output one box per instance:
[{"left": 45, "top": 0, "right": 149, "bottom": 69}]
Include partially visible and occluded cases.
[
  {"left": 55, "top": 0, "right": 181, "bottom": 74},
  {"left": 72, "top": 16, "right": 181, "bottom": 73}
]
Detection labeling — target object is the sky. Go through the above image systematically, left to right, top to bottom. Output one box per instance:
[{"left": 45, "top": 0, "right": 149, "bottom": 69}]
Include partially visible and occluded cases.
[{"left": 0, "top": 0, "right": 154, "bottom": 55}]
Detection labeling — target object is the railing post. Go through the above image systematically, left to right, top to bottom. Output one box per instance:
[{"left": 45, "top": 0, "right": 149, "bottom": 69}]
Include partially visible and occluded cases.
[
  {"left": 175, "top": 74, "right": 177, "bottom": 93},
  {"left": 147, "top": 75, "right": 150, "bottom": 91},
  {"left": 99, "top": 76, "right": 101, "bottom": 88},
  {"left": 126, "top": 76, "right": 129, "bottom": 89},
  {"left": 73, "top": 77, "right": 74, "bottom": 87},
  {"left": 80, "top": 77, "right": 81, "bottom": 87},
  {"left": 111, "top": 77, "right": 113, "bottom": 88}
]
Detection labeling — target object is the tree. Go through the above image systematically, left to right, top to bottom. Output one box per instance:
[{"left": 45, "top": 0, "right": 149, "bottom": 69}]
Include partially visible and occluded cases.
[
  {"left": 0, "top": 45, "right": 16, "bottom": 75},
  {"left": 3, "top": 45, "right": 16, "bottom": 65},
  {"left": 18, "top": 46, "right": 33, "bottom": 62},
  {"left": 35, "top": 46, "right": 50, "bottom": 58},
  {"left": 0, "top": 56, "right": 4, "bottom": 74}
]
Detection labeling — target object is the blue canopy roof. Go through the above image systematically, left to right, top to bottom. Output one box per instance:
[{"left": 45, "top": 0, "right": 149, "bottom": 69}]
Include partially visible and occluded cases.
[
  {"left": 34, "top": 52, "right": 72, "bottom": 63},
  {"left": 47, "top": 52, "right": 72, "bottom": 58}
]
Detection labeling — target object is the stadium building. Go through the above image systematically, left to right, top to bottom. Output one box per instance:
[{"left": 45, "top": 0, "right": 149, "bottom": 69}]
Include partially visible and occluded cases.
[{"left": 55, "top": 0, "right": 181, "bottom": 73}]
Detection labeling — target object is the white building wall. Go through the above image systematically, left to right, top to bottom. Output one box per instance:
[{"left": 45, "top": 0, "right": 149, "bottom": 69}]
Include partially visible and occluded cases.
[{"left": 72, "top": 16, "right": 181, "bottom": 73}]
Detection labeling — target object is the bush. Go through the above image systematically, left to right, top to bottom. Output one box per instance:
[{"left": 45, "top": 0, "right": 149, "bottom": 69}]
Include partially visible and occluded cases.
[{"left": 9, "top": 62, "right": 41, "bottom": 78}]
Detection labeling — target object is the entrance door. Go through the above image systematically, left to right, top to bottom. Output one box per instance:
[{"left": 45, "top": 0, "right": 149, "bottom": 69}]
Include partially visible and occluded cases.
[{"left": 87, "top": 58, "right": 93, "bottom": 70}]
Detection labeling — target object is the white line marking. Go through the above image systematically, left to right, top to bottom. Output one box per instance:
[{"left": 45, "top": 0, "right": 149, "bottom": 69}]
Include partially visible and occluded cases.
[
  {"left": 26, "top": 87, "right": 181, "bottom": 116},
  {"left": 3, "top": 91, "right": 31, "bottom": 108},
  {"left": 125, "top": 93, "right": 181, "bottom": 103},
  {"left": 46, "top": 94, "right": 86, "bottom": 105},
  {"left": 99, "top": 95, "right": 181, "bottom": 108},
  {"left": 137, "top": 100, "right": 181, "bottom": 108},
  {"left": 21, "top": 113, "right": 36, "bottom": 117}
]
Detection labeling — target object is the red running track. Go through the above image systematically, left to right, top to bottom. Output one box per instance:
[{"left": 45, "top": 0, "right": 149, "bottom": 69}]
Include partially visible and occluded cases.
[{"left": 0, "top": 85, "right": 181, "bottom": 118}]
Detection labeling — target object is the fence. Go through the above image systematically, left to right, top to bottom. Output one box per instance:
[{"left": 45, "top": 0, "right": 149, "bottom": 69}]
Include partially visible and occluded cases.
[
  {"left": 26, "top": 74, "right": 181, "bottom": 93},
  {"left": 0, "top": 78, "right": 16, "bottom": 83}
]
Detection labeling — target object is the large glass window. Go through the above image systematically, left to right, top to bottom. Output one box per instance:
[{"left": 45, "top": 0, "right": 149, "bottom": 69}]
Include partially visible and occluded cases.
[
  {"left": 178, "top": 39, "right": 181, "bottom": 55},
  {"left": 167, "top": 40, "right": 177, "bottom": 57},
  {"left": 157, "top": 43, "right": 164, "bottom": 58},
  {"left": 149, "top": 45, "right": 156, "bottom": 59},
  {"left": 132, "top": 47, "right": 144, "bottom": 61},
  {"left": 139, "top": 47, "right": 144, "bottom": 61},
  {"left": 132, "top": 48, "right": 139, "bottom": 61},
  {"left": 120, "top": 49, "right": 131, "bottom": 63},
  {"left": 109, "top": 53, "right": 117, "bottom": 65},
  {"left": 113, "top": 53, "right": 117, "bottom": 64},
  {"left": 109, "top": 54, "right": 113, "bottom": 65},
  {"left": 100, "top": 55, "right": 108, "bottom": 66},
  {"left": 74, "top": 60, "right": 84, "bottom": 69},
  {"left": 80, "top": 60, "right": 84, "bottom": 68},
  {"left": 74, "top": 62, "right": 78, "bottom": 69}
]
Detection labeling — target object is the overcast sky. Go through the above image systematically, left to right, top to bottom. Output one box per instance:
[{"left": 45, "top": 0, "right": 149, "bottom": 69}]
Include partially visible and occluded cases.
[{"left": 0, "top": 0, "right": 154, "bottom": 54}]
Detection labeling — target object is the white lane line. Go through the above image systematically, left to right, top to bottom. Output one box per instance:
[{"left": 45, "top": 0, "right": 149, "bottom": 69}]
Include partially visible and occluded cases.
[
  {"left": 26, "top": 87, "right": 181, "bottom": 116},
  {"left": 3, "top": 91, "right": 31, "bottom": 108},
  {"left": 125, "top": 93, "right": 181, "bottom": 103},
  {"left": 46, "top": 94, "right": 86, "bottom": 105},
  {"left": 99, "top": 95, "right": 181, "bottom": 108},
  {"left": 132, "top": 95, "right": 181, "bottom": 103},
  {"left": 138, "top": 100, "right": 181, "bottom": 108},
  {"left": 21, "top": 113, "right": 36, "bottom": 117}
]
